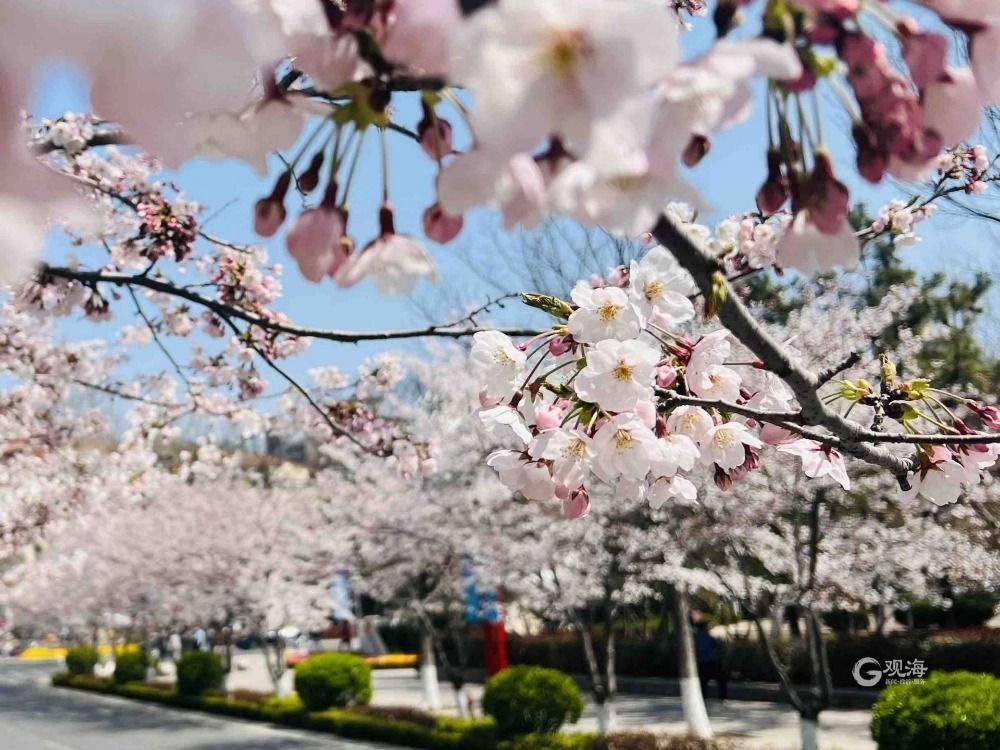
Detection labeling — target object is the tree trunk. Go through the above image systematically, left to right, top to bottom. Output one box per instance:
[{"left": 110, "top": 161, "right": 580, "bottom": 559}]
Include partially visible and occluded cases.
[
  {"left": 674, "top": 584, "right": 713, "bottom": 739},
  {"left": 769, "top": 599, "right": 783, "bottom": 643},
  {"left": 579, "top": 627, "right": 614, "bottom": 733},
  {"left": 420, "top": 632, "right": 442, "bottom": 711},
  {"left": 452, "top": 682, "right": 472, "bottom": 718},
  {"left": 596, "top": 699, "right": 617, "bottom": 735},
  {"left": 799, "top": 712, "right": 819, "bottom": 750}
]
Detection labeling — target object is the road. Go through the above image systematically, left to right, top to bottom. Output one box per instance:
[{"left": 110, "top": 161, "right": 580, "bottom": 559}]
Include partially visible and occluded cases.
[{"left": 0, "top": 660, "right": 380, "bottom": 750}]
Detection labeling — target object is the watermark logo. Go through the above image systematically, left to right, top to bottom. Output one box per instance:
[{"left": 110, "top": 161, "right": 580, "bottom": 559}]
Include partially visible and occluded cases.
[{"left": 852, "top": 657, "right": 928, "bottom": 687}]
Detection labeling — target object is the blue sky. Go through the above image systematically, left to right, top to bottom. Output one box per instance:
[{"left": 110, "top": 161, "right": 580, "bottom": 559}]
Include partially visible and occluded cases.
[{"left": 24, "top": 9, "right": 1000, "bottom": 400}]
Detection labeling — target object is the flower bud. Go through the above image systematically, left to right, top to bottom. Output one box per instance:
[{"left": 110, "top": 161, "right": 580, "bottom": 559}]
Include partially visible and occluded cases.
[
  {"left": 417, "top": 103, "right": 453, "bottom": 160},
  {"left": 682, "top": 135, "right": 711, "bottom": 167},
  {"left": 298, "top": 150, "right": 325, "bottom": 193},
  {"left": 756, "top": 150, "right": 789, "bottom": 214},
  {"left": 254, "top": 171, "right": 291, "bottom": 237},
  {"left": 254, "top": 197, "right": 286, "bottom": 237},
  {"left": 422, "top": 202, "right": 463, "bottom": 243},
  {"left": 520, "top": 293, "right": 574, "bottom": 320},
  {"left": 548, "top": 335, "right": 573, "bottom": 357},
  {"left": 655, "top": 365, "right": 677, "bottom": 388},
  {"left": 969, "top": 402, "right": 1000, "bottom": 430},
  {"left": 562, "top": 487, "right": 590, "bottom": 518}
]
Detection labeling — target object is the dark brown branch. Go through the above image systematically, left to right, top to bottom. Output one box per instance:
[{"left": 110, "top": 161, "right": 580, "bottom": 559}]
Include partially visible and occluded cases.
[
  {"left": 651, "top": 213, "right": 916, "bottom": 477},
  {"left": 40, "top": 265, "right": 542, "bottom": 343},
  {"left": 214, "top": 312, "right": 373, "bottom": 454},
  {"left": 817, "top": 351, "right": 862, "bottom": 385},
  {"left": 658, "top": 391, "right": 1000, "bottom": 446}
]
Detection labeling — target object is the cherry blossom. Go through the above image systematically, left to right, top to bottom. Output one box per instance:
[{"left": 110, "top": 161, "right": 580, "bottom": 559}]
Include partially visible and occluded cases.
[
  {"left": 567, "top": 282, "right": 645, "bottom": 343},
  {"left": 471, "top": 330, "right": 526, "bottom": 400},
  {"left": 574, "top": 339, "right": 659, "bottom": 413},
  {"left": 777, "top": 439, "right": 850, "bottom": 490}
]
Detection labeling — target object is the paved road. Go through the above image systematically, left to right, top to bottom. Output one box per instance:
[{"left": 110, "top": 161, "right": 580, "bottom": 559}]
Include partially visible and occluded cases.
[{"left": 0, "top": 660, "right": 380, "bottom": 750}]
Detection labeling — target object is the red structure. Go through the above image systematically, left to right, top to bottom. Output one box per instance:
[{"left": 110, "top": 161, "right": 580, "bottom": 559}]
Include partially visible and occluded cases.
[{"left": 481, "top": 620, "right": 508, "bottom": 676}]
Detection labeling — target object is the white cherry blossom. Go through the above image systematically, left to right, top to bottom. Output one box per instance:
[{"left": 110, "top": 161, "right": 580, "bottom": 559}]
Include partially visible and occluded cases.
[
  {"left": 452, "top": 0, "right": 679, "bottom": 157},
  {"left": 628, "top": 246, "right": 696, "bottom": 327},
  {"left": 567, "top": 282, "right": 645, "bottom": 342},
  {"left": 686, "top": 329, "right": 742, "bottom": 402},
  {"left": 471, "top": 330, "right": 526, "bottom": 399},
  {"left": 575, "top": 339, "right": 659, "bottom": 413},
  {"left": 665, "top": 405, "right": 715, "bottom": 445},
  {"left": 591, "top": 413, "right": 663, "bottom": 482},
  {"left": 700, "top": 421, "right": 762, "bottom": 470},
  {"left": 529, "top": 428, "right": 594, "bottom": 488},
  {"left": 778, "top": 439, "right": 851, "bottom": 490},
  {"left": 487, "top": 449, "right": 557, "bottom": 501},
  {"left": 647, "top": 474, "right": 698, "bottom": 509}
]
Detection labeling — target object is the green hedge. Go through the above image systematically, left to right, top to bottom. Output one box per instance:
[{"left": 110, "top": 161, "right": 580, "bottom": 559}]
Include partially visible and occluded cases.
[
  {"left": 65, "top": 645, "right": 99, "bottom": 676},
  {"left": 113, "top": 650, "right": 148, "bottom": 684},
  {"left": 176, "top": 651, "right": 224, "bottom": 696},
  {"left": 294, "top": 652, "right": 372, "bottom": 711},
  {"left": 482, "top": 666, "right": 584, "bottom": 737},
  {"left": 870, "top": 671, "right": 1000, "bottom": 749},
  {"left": 51, "top": 672, "right": 740, "bottom": 750},
  {"left": 51, "top": 673, "right": 496, "bottom": 750}
]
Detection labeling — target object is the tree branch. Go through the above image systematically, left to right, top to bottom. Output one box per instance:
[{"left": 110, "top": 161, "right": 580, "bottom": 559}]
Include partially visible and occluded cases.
[
  {"left": 652, "top": 213, "right": 954, "bottom": 478},
  {"left": 40, "top": 265, "right": 542, "bottom": 343},
  {"left": 658, "top": 391, "right": 1000, "bottom": 446}
]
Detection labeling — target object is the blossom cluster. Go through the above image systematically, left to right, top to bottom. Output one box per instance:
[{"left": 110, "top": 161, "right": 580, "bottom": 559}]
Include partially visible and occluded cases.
[
  {"left": 6, "top": 0, "right": 999, "bottom": 293},
  {"left": 474, "top": 240, "right": 1000, "bottom": 513}
]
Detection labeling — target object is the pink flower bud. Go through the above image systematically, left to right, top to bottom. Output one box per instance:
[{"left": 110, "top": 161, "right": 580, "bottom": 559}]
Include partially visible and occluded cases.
[
  {"left": 418, "top": 113, "right": 453, "bottom": 160},
  {"left": 682, "top": 135, "right": 711, "bottom": 167},
  {"left": 298, "top": 150, "right": 325, "bottom": 193},
  {"left": 756, "top": 150, "right": 790, "bottom": 214},
  {"left": 804, "top": 153, "right": 850, "bottom": 235},
  {"left": 254, "top": 172, "right": 291, "bottom": 237},
  {"left": 253, "top": 197, "right": 286, "bottom": 237},
  {"left": 422, "top": 202, "right": 463, "bottom": 243},
  {"left": 285, "top": 207, "right": 345, "bottom": 283},
  {"left": 606, "top": 265, "right": 629, "bottom": 288},
  {"left": 548, "top": 335, "right": 573, "bottom": 357},
  {"left": 655, "top": 365, "right": 677, "bottom": 388},
  {"left": 970, "top": 402, "right": 1000, "bottom": 430},
  {"left": 535, "top": 403, "right": 564, "bottom": 431},
  {"left": 713, "top": 466, "right": 733, "bottom": 490},
  {"left": 562, "top": 487, "right": 590, "bottom": 518}
]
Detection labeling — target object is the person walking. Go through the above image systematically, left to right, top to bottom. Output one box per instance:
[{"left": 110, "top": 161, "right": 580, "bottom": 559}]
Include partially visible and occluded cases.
[{"left": 693, "top": 614, "right": 728, "bottom": 701}]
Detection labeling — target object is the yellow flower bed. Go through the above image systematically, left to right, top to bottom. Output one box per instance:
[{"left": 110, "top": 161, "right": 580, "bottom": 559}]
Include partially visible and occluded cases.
[
  {"left": 20, "top": 643, "right": 138, "bottom": 660},
  {"left": 364, "top": 653, "right": 419, "bottom": 668}
]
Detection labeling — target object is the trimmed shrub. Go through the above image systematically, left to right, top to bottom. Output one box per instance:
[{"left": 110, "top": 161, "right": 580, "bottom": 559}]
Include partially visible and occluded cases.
[
  {"left": 65, "top": 645, "right": 99, "bottom": 676},
  {"left": 113, "top": 649, "right": 148, "bottom": 684},
  {"left": 176, "top": 651, "right": 224, "bottom": 696},
  {"left": 294, "top": 652, "right": 372, "bottom": 711},
  {"left": 482, "top": 665, "right": 584, "bottom": 738},
  {"left": 870, "top": 671, "right": 1000, "bottom": 749},
  {"left": 347, "top": 704, "right": 438, "bottom": 729}
]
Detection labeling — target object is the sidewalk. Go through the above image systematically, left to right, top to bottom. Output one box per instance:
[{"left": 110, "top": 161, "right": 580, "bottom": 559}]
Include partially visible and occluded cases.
[{"left": 224, "top": 653, "right": 875, "bottom": 750}]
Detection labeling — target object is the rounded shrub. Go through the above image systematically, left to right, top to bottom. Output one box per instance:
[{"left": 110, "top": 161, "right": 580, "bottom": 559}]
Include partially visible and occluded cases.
[
  {"left": 65, "top": 645, "right": 99, "bottom": 676},
  {"left": 113, "top": 649, "right": 148, "bottom": 684},
  {"left": 176, "top": 651, "right": 224, "bottom": 696},
  {"left": 294, "top": 652, "right": 372, "bottom": 711},
  {"left": 482, "top": 665, "right": 584, "bottom": 737},
  {"left": 871, "top": 670, "right": 1000, "bottom": 749}
]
